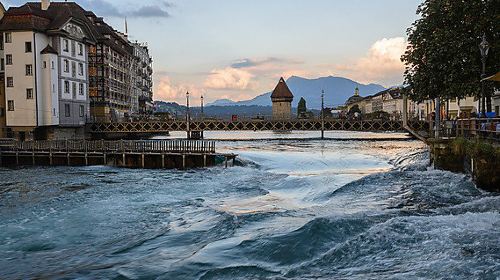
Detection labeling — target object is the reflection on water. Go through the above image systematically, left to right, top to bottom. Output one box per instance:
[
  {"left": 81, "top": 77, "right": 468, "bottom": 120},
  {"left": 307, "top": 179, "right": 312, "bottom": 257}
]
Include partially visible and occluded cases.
[{"left": 0, "top": 132, "right": 499, "bottom": 279}]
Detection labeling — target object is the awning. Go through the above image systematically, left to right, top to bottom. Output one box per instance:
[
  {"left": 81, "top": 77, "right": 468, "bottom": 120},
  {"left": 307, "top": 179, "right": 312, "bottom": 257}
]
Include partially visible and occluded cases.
[{"left": 482, "top": 72, "right": 500, "bottom": 82}]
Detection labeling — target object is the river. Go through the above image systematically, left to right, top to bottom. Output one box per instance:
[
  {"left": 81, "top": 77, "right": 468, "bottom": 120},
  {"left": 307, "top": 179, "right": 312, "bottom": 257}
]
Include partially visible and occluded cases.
[{"left": 0, "top": 132, "right": 498, "bottom": 279}]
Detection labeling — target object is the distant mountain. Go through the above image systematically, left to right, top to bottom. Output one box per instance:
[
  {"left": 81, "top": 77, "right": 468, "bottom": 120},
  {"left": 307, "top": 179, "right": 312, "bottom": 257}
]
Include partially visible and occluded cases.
[
  {"left": 207, "top": 76, "right": 387, "bottom": 109},
  {"left": 206, "top": 99, "right": 237, "bottom": 106},
  {"left": 155, "top": 101, "right": 286, "bottom": 119}
]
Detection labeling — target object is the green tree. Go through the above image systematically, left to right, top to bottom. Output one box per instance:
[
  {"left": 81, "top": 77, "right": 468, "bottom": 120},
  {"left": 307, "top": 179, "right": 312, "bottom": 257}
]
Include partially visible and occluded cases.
[
  {"left": 401, "top": 0, "right": 499, "bottom": 108},
  {"left": 297, "top": 97, "right": 307, "bottom": 117},
  {"left": 348, "top": 105, "right": 361, "bottom": 116}
]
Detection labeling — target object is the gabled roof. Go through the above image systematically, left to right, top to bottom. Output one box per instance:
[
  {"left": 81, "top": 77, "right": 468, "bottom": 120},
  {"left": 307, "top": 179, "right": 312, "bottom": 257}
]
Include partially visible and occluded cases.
[
  {"left": 0, "top": 2, "right": 99, "bottom": 42},
  {"left": 41, "top": 44, "right": 58, "bottom": 55},
  {"left": 271, "top": 77, "right": 294, "bottom": 100}
]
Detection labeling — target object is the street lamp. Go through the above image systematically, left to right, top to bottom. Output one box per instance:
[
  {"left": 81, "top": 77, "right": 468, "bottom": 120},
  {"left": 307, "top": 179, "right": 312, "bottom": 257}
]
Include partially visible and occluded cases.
[
  {"left": 479, "top": 34, "right": 490, "bottom": 116},
  {"left": 321, "top": 90, "right": 325, "bottom": 140},
  {"left": 186, "top": 91, "right": 190, "bottom": 139},
  {"left": 200, "top": 95, "right": 204, "bottom": 139}
]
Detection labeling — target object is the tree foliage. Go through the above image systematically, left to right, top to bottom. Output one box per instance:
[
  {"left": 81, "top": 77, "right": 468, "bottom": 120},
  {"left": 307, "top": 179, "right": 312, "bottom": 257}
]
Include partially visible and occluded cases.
[
  {"left": 401, "top": 0, "right": 499, "bottom": 102},
  {"left": 297, "top": 97, "right": 307, "bottom": 117}
]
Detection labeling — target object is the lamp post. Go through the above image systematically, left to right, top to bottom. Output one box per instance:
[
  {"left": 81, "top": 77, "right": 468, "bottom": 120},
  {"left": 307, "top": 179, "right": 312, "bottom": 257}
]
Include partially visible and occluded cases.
[
  {"left": 479, "top": 34, "right": 490, "bottom": 116},
  {"left": 321, "top": 90, "right": 325, "bottom": 140},
  {"left": 186, "top": 91, "right": 190, "bottom": 139},
  {"left": 200, "top": 95, "right": 204, "bottom": 139}
]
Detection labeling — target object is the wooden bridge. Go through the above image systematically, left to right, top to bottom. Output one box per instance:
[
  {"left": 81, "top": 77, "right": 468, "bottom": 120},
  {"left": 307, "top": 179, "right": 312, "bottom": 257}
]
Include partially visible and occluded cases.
[
  {"left": 88, "top": 119, "right": 428, "bottom": 136},
  {"left": 0, "top": 139, "right": 236, "bottom": 169}
]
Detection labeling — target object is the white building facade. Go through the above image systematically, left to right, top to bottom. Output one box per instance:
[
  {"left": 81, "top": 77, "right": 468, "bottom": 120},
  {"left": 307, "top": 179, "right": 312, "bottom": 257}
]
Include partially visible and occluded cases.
[{"left": 0, "top": 1, "right": 95, "bottom": 140}]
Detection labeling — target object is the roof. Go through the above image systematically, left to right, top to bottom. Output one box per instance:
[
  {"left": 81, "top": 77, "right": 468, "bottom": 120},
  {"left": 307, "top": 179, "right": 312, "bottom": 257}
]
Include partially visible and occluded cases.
[
  {"left": 0, "top": 2, "right": 133, "bottom": 55},
  {"left": 0, "top": 2, "right": 99, "bottom": 41},
  {"left": 41, "top": 44, "right": 58, "bottom": 54},
  {"left": 271, "top": 77, "right": 294, "bottom": 100},
  {"left": 345, "top": 94, "right": 364, "bottom": 105}
]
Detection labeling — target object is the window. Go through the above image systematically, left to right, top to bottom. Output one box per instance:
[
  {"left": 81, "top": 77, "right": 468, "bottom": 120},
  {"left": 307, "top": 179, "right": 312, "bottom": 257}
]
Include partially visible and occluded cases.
[
  {"left": 5, "top": 32, "right": 12, "bottom": 43},
  {"left": 63, "top": 39, "right": 69, "bottom": 52},
  {"left": 71, "top": 41, "right": 76, "bottom": 57},
  {"left": 25, "top": 42, "right": 32, "bottom": 53},
  {"left": 78, "top": 43, "right": 83, "bottom": 55},
  {"left": 5, "top": 54, "right": 12, "bottom": 65},
  {"left": 0, "top": 58, "right": 4, "bottom": 71},
  {"left": 64, "top": 59, "right": 69, "bottom": 72},
  {"left": 43, "top": 61, "right": 47, "bottom": 69},
  {"left": 51, "top": 61, "right": 55, "bottom": 69},
  {"left": 78, "top": 63, "right": 84, "bottom": 76},
  {"left": 25, "top": 64, "right": 33, "bottom": 76},
  {"left": 6, "top": 77, "right": 13, "bottom": 87},
  {"left": 64, "top": 81, "right": 70, "bottom": 93},
  {"left": 72, "top": 82, "right": 77, "bottom": 97},
  {"left": 79, "top": 83, "right": 84, "bottom": 95},
  {"left": 52, "top": 84, "right": 56, "bottom": 93},
  {"left": 26, "top": 88, "right": 33, "bottom": 99},
  {"left": 7, "top": 100, "right": 14, "bottom": 111},
  {"left": 64, "top": 104, "right": 70, "bottom": 117},
  {"left": 79, "top": 105, "right": 85, "bottom": 117},
  {"left": 0, "top": 108, "right": 4, "bottom": 117},
  {"left": 53, "top": 108, "right": 56, "bottom": 116}
]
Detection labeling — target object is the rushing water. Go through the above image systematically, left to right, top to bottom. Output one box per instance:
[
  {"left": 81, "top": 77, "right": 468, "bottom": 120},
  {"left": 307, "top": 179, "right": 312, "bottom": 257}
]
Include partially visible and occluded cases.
[{"left": 0, "top": 132, "right": 499, "bottom": 279}]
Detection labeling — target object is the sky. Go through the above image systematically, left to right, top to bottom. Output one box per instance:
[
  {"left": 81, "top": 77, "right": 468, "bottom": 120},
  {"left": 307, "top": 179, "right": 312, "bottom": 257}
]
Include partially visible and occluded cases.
[{"left": 4, "top": 0, "right": 424, "bottom": 104}]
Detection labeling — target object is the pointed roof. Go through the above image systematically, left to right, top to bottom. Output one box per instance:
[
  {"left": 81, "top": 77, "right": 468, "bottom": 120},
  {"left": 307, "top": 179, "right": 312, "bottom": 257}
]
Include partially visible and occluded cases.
[
  {"left": 41, "top": 44, "right": 58, "bottom": 55},
  {"left": 271, "top": 77, "right": 294, "bottom": 100}
]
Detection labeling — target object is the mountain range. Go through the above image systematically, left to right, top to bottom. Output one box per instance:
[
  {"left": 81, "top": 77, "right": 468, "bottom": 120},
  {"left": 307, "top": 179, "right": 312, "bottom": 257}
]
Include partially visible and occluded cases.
[{"left": 206, "top": 76, "right": 387, "bottom": 109}]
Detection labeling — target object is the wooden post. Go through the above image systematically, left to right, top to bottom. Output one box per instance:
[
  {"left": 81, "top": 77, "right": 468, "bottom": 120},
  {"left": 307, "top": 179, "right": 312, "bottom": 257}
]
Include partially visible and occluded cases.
[
  {"left": 85, "top": 140, "right": 88, "bottom": 166},
  {"left": 32, "top": 143, "right": 35, "bottom": 165},
  {"left": 16, "top": 151, "right": 19, "bottom": 166},
  {"left": 67, "top": 153, "right": 70, "bottom": 166},
  {"left": 103, "top": 153, "right": 107, "bottom": 165},
  {"left": 122, "top": 153, "right": 126, "bottom": 167},
  {"left": 141, "top": 154, "right": 145, "bottom": 168},
  {"left": 161, "top": 154, "right": 165, "bottom": 169},
  {"left": 182, "top": 154, "right": 186, "bottom": 169},
  {"left": 203, "top": 154, "right": 207, "bottom": 167},
  {"left": 224, "top": 157, "right": 228, "bottom": 168}
]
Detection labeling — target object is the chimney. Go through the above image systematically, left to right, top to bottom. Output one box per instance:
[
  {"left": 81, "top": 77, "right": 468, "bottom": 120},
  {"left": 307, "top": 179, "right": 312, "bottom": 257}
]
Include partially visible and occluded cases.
[{"left": 41, "top": 0, "right": 50, "bottom": 11}]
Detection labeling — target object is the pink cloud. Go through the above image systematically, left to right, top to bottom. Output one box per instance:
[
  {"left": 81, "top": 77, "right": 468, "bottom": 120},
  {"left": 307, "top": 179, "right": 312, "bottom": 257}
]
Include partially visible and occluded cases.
[{"left": 204, "top": 67, "right": 255, "bottom": 90}]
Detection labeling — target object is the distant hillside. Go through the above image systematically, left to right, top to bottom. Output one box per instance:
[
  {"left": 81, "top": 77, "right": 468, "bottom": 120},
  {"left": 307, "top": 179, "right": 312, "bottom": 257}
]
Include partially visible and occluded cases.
[
  {"left": 207, "top": 76, "right": 386, "bottom": 109},
  {"left": 155, "top": 101, "right": 280, "bottom": 119}
]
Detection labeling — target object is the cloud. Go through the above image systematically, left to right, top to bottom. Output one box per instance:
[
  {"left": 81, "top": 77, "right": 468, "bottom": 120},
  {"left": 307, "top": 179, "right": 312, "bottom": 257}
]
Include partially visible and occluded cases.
[
  {"left": 130, "top": 6, "right": 170, "bottom": 18},
  {"left": 326, "top": 37, "right": 407, "bottom": 86},
  {"left": 204, "top": 67, "right": 255, "bottom": 90},
  {"left": 154, "top": 75, "right": 202, "bottom": 103}
]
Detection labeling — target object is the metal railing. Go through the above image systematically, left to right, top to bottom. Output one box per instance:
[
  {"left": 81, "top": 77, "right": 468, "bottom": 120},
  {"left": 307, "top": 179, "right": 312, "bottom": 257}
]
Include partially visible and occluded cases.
[
  {"left": 432, "top": 118, "right": 500, "bottom": 142},
  {"left": 3, "top": 139, "right": 216, "bottom": 154}
]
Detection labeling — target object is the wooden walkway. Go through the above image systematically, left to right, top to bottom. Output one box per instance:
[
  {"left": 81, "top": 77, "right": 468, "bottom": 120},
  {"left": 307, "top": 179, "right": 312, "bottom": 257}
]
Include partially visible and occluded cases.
[{"left": 0, "top": 139, "right": 236, "bottom": 169}]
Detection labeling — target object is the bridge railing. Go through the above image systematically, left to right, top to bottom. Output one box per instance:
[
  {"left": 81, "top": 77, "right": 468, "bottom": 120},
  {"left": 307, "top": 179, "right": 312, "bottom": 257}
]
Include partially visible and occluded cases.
[
  {"left": 432, "top": 118, "right": 500, "bottom": 142},
  {"left": 6, "top": 140, "right": 217, "bottom": 154}
]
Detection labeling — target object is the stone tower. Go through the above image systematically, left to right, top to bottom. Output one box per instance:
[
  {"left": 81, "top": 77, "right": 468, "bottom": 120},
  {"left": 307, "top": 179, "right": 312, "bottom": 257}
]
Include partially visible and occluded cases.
[{"left": 271, "top": 77, "right": 294, "bottom": 120}]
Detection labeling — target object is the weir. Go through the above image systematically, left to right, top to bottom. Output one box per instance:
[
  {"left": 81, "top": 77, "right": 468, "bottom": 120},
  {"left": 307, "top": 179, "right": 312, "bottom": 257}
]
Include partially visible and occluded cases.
[{"left": 0, "top": 139, "right": 237, "bottom": 170}]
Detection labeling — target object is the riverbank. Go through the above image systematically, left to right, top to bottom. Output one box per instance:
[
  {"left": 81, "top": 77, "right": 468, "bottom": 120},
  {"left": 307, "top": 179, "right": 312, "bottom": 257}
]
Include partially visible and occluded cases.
[{"left": 429, "top": 137, "right": 500, "bottom": 192}]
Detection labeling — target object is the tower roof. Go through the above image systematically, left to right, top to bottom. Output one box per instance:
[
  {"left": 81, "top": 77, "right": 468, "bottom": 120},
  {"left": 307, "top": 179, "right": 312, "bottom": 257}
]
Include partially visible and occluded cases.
[{"left": 271, "top": 77, "right": 294, "bottom": 100}]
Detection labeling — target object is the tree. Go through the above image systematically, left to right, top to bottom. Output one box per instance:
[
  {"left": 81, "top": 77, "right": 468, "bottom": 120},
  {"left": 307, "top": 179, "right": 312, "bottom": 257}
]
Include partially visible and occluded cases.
[
  {"left": 401, "top": 0, "right": 499, "bottom": 109},
  {"left": 297, "top": 97, "right": 307, "bottom": 118},
  {"left": 348, "top": 105, "right": 361, "bottom": 116}
]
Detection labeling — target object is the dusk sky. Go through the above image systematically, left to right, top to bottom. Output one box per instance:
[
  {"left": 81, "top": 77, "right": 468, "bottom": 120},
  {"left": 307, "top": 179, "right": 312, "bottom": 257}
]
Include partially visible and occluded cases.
[{"left": 4, "top": 0, "right": 424, "bottom": 104}]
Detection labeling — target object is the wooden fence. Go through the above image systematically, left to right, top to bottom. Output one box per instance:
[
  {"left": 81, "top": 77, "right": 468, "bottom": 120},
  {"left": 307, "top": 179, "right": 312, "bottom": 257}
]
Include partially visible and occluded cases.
[{"left": 2, "top": 139, "right": 216, "bottom": 154}]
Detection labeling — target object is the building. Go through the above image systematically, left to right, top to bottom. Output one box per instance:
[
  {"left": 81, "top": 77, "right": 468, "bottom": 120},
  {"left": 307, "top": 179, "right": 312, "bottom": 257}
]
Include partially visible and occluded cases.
[
  {"left": 0, "top": 0, "right": 98, "bottom": 140},
  {"left": 0, "top": 2, "right": 5, "bottom": 138},
  {"left": 85, "top": 14, "right": 134, "bottom": 121},
  {"left": 132, "top": 42, "right": 153, "bottom": 115},
  {"left": 271, "top": 77, "right": 294, "bottom": 120},
  {"left": 346, "top": 87, "right": 418, "bottom": 120}
]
